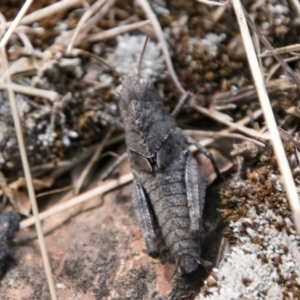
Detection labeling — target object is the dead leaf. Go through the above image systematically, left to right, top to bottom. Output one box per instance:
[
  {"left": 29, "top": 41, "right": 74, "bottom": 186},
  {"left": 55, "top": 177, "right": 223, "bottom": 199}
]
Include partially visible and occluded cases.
[
  {"left": 0, "top": 176, "right": 55, "bottom": 215},
  {"left": 3, "top": 188, "right": 31, "bottom": 216}
]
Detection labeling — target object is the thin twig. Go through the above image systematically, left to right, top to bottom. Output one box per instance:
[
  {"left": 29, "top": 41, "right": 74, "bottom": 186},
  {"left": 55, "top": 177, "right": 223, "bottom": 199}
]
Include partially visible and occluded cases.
[
  {"left": 0, "top": 0, "right": 83, "bottom": 31},
  {"left": 53, "top": 0, "right": 114, "bottom": 51},
  {"left": 67, "top": 0, "right": 105, "bottom": 53},
  {"left": 70, "top": 0, "right": 115, "bottom": 49},
  {"left": 137, "top": 0, "right": 185, "bottom": 94},
  {"left": 196, "top": 0, "right": 228, "bottom": 6},
  {"left": 232, "top": 0, "right": 300, "bottom": 233},
  {"left": 287, "top": 0, "right": 300, "bottom": 17},
  {"left": 0, "top": 1, "right": 58, "bottom": 299},
  {"left": 0, "top": 2, "right": 31, "bottom": 47},
  {"left": 211, "top": 5, "right": 227, "bottom": 23},
  {"left": 243, "top": 7, "right": 300, "bottom": 88},
  {"left": 0, "top": 12, "right": 7, "bottom": 37},
  {"left": 250, "top": 15, "right": 263, "bottom": 73},
  {"left": 86, "top": 20, "right": 151, "bottom": 42},
  {"left": 14, "top": 25, "right": 45, "bottom": 35},
  {"left": 15, "top": 31, "right": 34, "bottom": 53},
  {"left": 259, "top": 44, "right": 300, "bottom": 58},
  {"left": 265, "top": 56, "right": 299, "bottom": 82},
  {"left": 0, "top": 57, "right": 36, "bottom": 82},
  {"left": 211, "top": 78, "right": 297, "bottom": 105},
  {"left": 0, "top": 83, "right": 59, "bottom": 100},
  {"left": 191, "top": 104, "right": 271, "bottom": 140},
  {"left": 201, "top": 107, "right": 267, "bottom": 147},
  {"left": 74, "top": 129, "right": 113, "bottom": 195},
  {"left": 184, "top": 130, "right": 265, "bottom": 147},
  {"left": 30, "top": 134, "right": 125, "bottom": 176},
  {"left": 20, "top": 173, "right": 133, "bottom": 229},
  {"left": 36, "top": 185, "right": 73, "bottom": 198}
]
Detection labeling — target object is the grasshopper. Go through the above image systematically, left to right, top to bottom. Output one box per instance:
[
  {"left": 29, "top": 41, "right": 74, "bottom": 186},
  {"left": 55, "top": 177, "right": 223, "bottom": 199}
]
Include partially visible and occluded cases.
[{"left": 102, "top": 39, "right": 220, "bottom": 274}]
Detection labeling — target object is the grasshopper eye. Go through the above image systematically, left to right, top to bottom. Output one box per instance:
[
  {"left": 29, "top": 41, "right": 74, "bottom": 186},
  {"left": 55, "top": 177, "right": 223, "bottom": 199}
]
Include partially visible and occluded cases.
[{"left": 130, "top": 150, "right": 153, "bottom": 173}]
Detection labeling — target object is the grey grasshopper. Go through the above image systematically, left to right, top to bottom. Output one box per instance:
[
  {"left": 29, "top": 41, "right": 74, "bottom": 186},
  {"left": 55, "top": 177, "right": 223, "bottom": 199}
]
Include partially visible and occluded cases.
[{"left": 102, "top": 42, "right": 220, "bottom": 274}]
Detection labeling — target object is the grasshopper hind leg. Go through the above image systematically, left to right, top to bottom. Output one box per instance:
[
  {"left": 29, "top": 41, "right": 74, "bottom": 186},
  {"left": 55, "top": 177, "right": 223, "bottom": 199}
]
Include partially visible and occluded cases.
[
  {"left": 185, "top": 153, "right": 206, "bottom": 235},
  {"left": 132, "top": 178, "right": 159, "bottom": 258}
]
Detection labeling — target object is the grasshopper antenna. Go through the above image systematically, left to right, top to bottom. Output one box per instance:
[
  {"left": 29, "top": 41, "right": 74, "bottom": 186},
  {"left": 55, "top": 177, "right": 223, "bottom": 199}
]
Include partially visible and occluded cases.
[
  {"left": 137, "top": 36, "right": 149, "bottom": 77},
  {"left": 71, "top": 48, "right": 123, "bottom": 79},
  {"left": 88, "top": 52, "right": 123, "bottom": 79}
]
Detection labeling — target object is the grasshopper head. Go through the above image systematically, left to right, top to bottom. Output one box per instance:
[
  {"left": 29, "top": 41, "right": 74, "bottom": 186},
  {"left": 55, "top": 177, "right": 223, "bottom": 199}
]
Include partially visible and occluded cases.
[
  {"left": 117, "top": 75, "right": 175, "bottom": 157},
  {"left": 117, "top": 75, "right": 153, "bottom": 108}
]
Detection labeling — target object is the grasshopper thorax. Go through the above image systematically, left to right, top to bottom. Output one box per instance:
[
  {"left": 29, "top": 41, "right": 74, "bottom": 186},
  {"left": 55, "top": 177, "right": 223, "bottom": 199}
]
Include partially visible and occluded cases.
[{"left": 118, "top": 75, "right": 176, "bottom": 158}]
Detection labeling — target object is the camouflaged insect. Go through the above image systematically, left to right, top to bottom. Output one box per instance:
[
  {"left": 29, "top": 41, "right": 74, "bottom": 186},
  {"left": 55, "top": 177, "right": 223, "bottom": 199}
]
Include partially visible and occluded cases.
[
  {"left": 117, "top": 75, "right": 216, "bottom": 274},
  {"left": 0, "top": 212, "right": 20, "bottom": 279}
]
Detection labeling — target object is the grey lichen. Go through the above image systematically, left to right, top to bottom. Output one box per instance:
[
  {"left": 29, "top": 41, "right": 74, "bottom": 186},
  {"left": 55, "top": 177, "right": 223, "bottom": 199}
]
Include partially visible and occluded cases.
[
  {"left": 105, "top": 34, "right": 167, "bottom": 82},
  {"left": 198, "top": 175, "right": 300, "bottom": 300}
]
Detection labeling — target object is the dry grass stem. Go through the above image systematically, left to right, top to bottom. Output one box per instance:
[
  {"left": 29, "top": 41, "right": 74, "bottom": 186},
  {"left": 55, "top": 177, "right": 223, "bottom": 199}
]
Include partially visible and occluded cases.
[
  {"left": 0, "top": 0, "right": 83, "bottom": 31},
  {"left": 55, "top": 0, "right": 114, "bottom": 51},
  {"left": 67, "top": 0, "right": 107, "bottom": 53},
  {"left": 77, "top": 0, "right": 115, "bottom": 44},
  {"left": 137, "top": 0, "right": 185, "bottom": 94},
  {"left": 196, "top": 0, "right": 228, "bottom": 6},
  {"left": 232, "top": 0, "right": 300, "bottom": 234},
  {"left": 287, "top": 0, "right": 300, "bottom": 17},
  {"left": 0, "top": 1, "right": 58, "bottom": 299},
  {"left": 0, "top": 1, "right": 32, "bottom": 46},
  {"left": 211, "top": 5, "right": 227, "bottom": 23},
  {"left": 244, "top": 8, "right": 300, "bottom": 88},
  {"left": 0, "top": 13, "right": 7, "bottom": 37},
  {"left": 251, "top": 17, "right": 263, "bottom": 72},
  {"left": 86, "top": 20, "right": 151, "bottom": 42},
  {"left": 14, "top": 25, "right": 45, "bottom": 35},
  {"left": 15, "top": 31, "right": 33, "bottom": 52},
  {"left": 260, "top": 44, "right": 300, "bottom": 57},
  {"left": 266, "top": 56, "right": 299, "bottom": 82},
  {"left": 0, "top": 57, "right": 36, "bottom": 81},
  {"left": 212, "top": 78, "right": 297, "bottom": 105},
  {"left": 0, "top": 83, "right": 59, "bottom": 100},
  {"left": 191, "top": 104, "right": 271, "bottom": 140},
  {"left": 200, "top": 107, "right": 265, "bottom": 147},
  {"left": 279, "top": 128, "right": 300, "bottom": 148},
  {"left": 74, "top": 129, "right": 113, "bottom": 195},
  {"left": 184, "top": 130, "right": 265, "bottom": 147},
  {"left": 30, "top": 134, "right": 125, "bottom": 177},
  {"left": 31, "top": 146, "right": 103, "bottom": 179},
  {"left": 100, "top": 151, "right": 121, "bottom": 160},
  {"left": 20, "top": 173, "right": 133, "bottom": 229},
  {"left": 36, "top": 186, "right": 73, "bottom": 198},
  {"left": 215, "top": 237, "right": 230, "bottom": 267}
]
